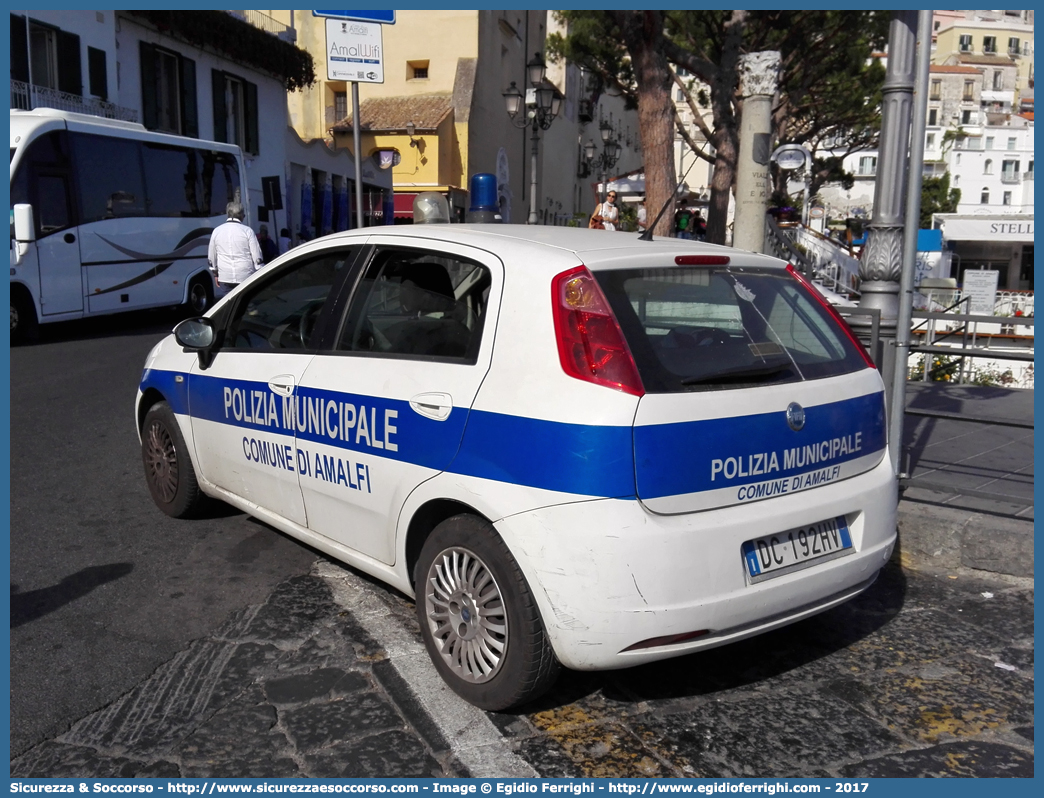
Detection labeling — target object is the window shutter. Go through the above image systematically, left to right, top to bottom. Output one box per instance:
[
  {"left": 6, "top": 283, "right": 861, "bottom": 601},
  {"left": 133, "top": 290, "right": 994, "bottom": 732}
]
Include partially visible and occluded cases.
[
  {"left": 11, "top": 15, "right": 29, "bottom": 84},
  {"left": 56, "top": 29, "right": 82, "bottom": 95},
  {"left": 140, "top": 42, "right": 158, "bottom": 130},
  {"left": 88, "top": 47, "right": 107, "bottom": 100},
  {"left": 179, "top": 56, "right": 198, "bottom": 138},
  {"left": 211, "top": 69, "right": 227, "bottom": 143},
  {"left": 244, "top": 80, "right": 259, "bottom": 155}
]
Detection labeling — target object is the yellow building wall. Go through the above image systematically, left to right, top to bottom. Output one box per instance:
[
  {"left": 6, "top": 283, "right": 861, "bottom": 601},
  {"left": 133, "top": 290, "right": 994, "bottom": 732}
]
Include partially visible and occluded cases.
[{"left": 356, "top": 11, "right": 479, "bottom": 100}]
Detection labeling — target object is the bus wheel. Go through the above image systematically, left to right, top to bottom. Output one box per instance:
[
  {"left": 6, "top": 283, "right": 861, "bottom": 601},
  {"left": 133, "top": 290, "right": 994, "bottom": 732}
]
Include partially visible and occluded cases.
[
  {"left": 187, "top": 275, "right": 213, "bottom": 315},
  {"left": 11, "top": 288, "right": 39, "bottom": 345}
]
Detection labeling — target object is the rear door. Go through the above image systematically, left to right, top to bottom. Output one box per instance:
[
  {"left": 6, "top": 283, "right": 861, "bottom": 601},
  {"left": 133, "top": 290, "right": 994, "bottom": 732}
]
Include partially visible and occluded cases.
[
  {"left": 295, "top": 237, "right": 502, "bottom": 564},
  {"left": 594, "top": 262, "right": 887, "bottom": 515}
]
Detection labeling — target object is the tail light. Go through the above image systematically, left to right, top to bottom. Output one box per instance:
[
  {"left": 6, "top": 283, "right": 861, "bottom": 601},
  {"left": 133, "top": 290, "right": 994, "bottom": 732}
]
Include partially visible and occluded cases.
[
  {"left": 786, "top": 264, "right": 877, "bottom": 369},
  {"left": 552, "top": 266, "right": 644, "bottom": 396}
]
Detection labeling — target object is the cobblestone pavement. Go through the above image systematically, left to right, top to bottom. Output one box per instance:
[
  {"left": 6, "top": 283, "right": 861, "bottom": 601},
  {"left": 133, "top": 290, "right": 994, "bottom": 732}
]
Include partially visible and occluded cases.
[{"left": 11, "top": 547, "right": 1033, "bottom": 779}]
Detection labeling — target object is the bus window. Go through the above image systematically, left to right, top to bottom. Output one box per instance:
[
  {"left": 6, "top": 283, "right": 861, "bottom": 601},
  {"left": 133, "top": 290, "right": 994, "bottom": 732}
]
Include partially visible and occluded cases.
[
  {"left": 70, "top": 132, "right": 147, "bottom": 222},
  {"left": 142, "top": 143, "right": 203, "bottom": 217},
  {"left": 201, "top": 151, "right": 239, "bottom": 216},
  {"left": 36, "top": 174, "right": 71, "bottom": 233}
]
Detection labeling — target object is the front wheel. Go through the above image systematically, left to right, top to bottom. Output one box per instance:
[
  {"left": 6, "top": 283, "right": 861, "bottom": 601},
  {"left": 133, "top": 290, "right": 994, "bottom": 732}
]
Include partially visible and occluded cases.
[
  {"left": 11, "top": 288, "right": 39, "bottom": 345},
  {"left": 141, "top": 401, "right": 207, "bottom": 518},
  {"left": 414, "top": 514, "right": 560, "bottom": 710}
]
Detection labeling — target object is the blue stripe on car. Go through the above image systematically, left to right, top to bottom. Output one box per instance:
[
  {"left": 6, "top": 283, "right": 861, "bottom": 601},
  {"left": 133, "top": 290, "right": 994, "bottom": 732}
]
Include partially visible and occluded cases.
[{"left": 140, "top": 369, "right": 884, "bottom": 501}]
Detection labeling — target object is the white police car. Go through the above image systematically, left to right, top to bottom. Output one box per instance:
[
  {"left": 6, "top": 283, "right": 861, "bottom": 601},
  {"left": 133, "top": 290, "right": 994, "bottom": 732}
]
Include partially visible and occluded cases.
[{"left": 137, "top": 225, "right": 897, "bottom": 710}]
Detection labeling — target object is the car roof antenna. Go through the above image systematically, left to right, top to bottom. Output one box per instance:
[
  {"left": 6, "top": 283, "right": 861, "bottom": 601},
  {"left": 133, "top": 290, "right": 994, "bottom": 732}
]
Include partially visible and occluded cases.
[{"left": 638, "top": 137, "right": 708, "bottom": 242}]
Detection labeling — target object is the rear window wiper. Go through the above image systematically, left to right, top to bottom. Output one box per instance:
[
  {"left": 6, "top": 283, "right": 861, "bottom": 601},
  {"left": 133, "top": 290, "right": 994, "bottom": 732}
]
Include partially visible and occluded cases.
[{"left": 680, "top": 359, "right": 793, "bottom": 386}]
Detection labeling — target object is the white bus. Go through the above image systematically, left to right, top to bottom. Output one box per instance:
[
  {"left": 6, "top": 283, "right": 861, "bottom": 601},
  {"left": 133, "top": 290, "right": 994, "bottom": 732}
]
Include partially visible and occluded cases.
[{"left": 10, "top": 108, "right": 248, "bottom": 342}]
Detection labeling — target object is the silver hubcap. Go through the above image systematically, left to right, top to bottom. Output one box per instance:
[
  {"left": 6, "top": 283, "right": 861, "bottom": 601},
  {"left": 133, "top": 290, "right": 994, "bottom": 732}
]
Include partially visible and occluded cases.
[
  {"left": 144, "top": 420, "right": 179, "bottom": 503},
  {"left": 423, "top": 547, "right": 507, "bottom": 683}
]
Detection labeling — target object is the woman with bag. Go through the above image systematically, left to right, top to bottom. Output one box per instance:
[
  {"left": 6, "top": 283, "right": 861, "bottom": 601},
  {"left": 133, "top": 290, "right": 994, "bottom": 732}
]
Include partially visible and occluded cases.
[{"left": 589, "top": 191, "right": 620, "bottom": 231}]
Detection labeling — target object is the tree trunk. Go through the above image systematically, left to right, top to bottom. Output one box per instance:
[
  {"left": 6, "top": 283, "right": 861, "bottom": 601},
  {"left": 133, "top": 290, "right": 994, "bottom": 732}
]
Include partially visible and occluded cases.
[
  {"left": 703, "top": 10, "right": 745, "bottom": 245},
  {"left": 613, "top": 12, "right": 677, "bottom": 237}
]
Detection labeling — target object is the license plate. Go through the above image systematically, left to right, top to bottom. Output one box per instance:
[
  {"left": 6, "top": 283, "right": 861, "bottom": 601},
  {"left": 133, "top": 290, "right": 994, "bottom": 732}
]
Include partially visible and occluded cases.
[{"left": 742, "top": 516, "right": 853, "bottom": 583}]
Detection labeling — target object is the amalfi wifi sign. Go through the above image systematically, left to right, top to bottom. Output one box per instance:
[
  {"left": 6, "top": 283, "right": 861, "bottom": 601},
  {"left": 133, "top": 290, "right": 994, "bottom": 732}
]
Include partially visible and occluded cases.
[{"left": 324, "top": 17, "right": 384, "bottom": 83}]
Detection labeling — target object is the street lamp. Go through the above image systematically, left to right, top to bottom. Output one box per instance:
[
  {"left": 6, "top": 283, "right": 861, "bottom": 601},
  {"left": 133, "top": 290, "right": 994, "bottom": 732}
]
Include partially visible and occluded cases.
[
  {"left": 503, "top": 52, "right": 562, "bottom": 224},
  {"left": 585, "top": 128, "right": 622, "bottom": 203}
]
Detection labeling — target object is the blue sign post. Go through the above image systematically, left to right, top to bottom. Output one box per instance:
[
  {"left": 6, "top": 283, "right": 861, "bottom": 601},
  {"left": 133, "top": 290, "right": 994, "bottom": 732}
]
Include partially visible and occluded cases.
[{"left": 313, "top": 10, "right": 396, "bottom": 24}]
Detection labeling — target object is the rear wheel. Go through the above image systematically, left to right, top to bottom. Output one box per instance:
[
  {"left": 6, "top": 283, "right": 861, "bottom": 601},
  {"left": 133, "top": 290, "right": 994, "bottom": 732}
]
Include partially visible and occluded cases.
[
  {"left": 186, "top": 274, "right": 214, "bottom": 315},
  {"left": 11, "top": 288, "right": 39, "bottom": 345},
  {"left": 141, "top": 401, "right": 206, "bottom": 518},
  {"left": 415, "top": 514, "right": 560, "bottom": 710}
]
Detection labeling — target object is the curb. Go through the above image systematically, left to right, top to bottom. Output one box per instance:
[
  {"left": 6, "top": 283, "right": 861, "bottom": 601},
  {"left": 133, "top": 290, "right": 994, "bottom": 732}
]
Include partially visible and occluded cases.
[{"left": 897, "top": 501, "right": 1034, "bottom": 578}]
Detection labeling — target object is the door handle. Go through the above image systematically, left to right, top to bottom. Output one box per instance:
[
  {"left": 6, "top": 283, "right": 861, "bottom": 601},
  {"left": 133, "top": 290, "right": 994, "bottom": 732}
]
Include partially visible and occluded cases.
[
  {"left": 268, "top": 375, "right": 295, "bottom": 397},
  {"left": 410, "top": 392, "right": 453, "bottom": 421}
]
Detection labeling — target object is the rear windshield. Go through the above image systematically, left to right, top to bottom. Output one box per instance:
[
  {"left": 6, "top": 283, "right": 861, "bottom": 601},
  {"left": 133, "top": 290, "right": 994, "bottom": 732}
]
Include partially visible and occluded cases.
[{"left": 595, "top": 266, "right": 869, "bottom": 393}]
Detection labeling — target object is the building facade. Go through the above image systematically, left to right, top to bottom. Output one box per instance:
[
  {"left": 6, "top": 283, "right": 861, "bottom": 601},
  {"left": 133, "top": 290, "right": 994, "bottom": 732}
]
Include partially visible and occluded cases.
[{"left": 273, "top": 10, "right": 640, "bottom": 226}]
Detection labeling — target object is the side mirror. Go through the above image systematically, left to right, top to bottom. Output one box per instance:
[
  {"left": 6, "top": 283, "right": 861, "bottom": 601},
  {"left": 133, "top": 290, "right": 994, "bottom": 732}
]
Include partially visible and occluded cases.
[
  {"left": 12, "top": 204, "right": 35, "bottom": 265},
  {"left": 174, "top": 317, "right": 219, "bottom": 370},
  {"left": 174, "top": 317, "right": 216, "bottom": 350}
]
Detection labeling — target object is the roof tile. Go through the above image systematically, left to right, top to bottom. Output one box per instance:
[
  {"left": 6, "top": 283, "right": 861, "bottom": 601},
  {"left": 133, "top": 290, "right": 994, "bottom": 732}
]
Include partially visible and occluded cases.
[{"left": 333, "top": 95, "right": 453, "bottom": 132}]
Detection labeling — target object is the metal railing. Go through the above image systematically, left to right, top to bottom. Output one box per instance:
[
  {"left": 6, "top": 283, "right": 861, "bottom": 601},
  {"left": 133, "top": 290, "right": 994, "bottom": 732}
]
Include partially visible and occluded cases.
[
  {"left": 225, "top": 10, "right": 294, "bottom": 38},
  {"left": 11, "top": 80, "right": 138, "bottom": 123},
  {"left": 763, "top": 214, "right": 813, "bottom": 274},
  {"left": 764, "top": 216, "right": 862, "bottom": 298},
  {"left": 910, "top": 301, "right": 1034, "bottom": 386}
]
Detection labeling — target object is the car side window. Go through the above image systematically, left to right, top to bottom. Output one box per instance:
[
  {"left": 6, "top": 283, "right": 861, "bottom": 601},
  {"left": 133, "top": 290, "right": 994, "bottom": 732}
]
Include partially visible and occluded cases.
[
  {"left": 337, "top": 247, "right": 491, "bottom": 362},
  {"left": 224, "top": 252, "right": 351, "bottom": 351}
]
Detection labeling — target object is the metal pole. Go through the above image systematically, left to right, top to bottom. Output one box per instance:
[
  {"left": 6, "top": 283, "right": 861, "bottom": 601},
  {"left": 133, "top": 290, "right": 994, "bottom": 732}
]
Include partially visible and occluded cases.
[
  {"left": 889, "top": 10, "right": 932, "bottom": 475},
  {"left": 855, "top": 11, "right": 917, "bottom": 409},
  {"left": 352, "top": 82, "right": 364, "bottom": 229},
  {"left": 529, "top": 122, "right": 539, "bottom": 224}
]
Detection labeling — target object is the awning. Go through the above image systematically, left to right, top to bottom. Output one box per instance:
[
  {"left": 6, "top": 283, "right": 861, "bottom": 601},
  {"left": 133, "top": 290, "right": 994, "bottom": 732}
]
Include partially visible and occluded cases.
[{"left": 393, "top": 193, "right": 418, "bottom": 219}]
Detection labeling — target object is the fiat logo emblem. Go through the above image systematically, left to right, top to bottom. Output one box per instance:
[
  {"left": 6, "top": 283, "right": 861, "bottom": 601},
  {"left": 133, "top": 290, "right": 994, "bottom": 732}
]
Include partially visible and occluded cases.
[{"left": 786, "top": 402, "right": 805, "bottom": 431}]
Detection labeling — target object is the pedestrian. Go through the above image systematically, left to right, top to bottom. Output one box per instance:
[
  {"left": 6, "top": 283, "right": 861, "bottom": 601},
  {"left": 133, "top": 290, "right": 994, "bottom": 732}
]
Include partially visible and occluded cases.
[
  {"left": 589, "top": 191, "right": 620, "bottom": 231},
  {"left": 636, "top": 199, "right": 647, "bottom": 233},
  {"left": 208, "top": 200, "right": 263, "bottom": 293},
  {"left": 674, "top": 206, "right": 694, "bottom": 239},
  {"left": 691, "top": 211, "right": 707, "bottom": 241},
  {"left": 257, "top": 224, "right": 279, "bottom": 264},
  {"left": 278, "top": 227, "right": 292, "bottom": 255}
]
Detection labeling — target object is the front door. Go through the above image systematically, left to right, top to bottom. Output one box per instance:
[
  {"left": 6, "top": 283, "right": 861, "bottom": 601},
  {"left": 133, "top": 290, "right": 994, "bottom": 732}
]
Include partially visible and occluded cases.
[
  {"left": 34, "top": 171, "right": 83, "bottom": 316},
  {"left": 296, "top": 239, "right": 502, "bottom": 564},
  {"left": 188, "top": 247, "right": 358, "bottom": 525}
]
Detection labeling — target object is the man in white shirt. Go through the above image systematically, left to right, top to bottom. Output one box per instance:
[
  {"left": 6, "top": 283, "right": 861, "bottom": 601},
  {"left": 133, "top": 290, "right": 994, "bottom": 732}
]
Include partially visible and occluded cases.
[{"left": 208, "top": 201, "right": 263, "bottom": 292}]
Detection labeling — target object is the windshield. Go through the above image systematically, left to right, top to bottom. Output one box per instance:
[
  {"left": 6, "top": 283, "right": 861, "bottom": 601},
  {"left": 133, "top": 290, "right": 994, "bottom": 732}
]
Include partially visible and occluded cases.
[{"left": 595, "top": 266, "right": 869, "bottom": 393}]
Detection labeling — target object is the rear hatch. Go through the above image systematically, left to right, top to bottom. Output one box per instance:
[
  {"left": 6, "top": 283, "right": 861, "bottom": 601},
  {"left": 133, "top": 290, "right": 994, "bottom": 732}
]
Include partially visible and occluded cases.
[{"left": 593, "top": 260, "right": 886, "bottom": 514}]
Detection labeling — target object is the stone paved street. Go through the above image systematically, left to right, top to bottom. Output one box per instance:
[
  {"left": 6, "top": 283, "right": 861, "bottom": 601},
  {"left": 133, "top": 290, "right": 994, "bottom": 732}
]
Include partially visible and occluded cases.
[{"left": 11, "top": 545, "right": 1033, "bottom": 779}]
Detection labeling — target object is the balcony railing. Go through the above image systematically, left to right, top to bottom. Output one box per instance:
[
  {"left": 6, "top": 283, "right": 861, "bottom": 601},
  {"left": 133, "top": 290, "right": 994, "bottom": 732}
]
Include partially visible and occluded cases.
[
  {"left": 225, "top": 9, "right": 294, "bottom": 40},
  {"left": 11, "top": 80, "right": 138, "bottom": 123},
  {"left": 1001, "top": 172, "right": 1021, "bottom": 184}
]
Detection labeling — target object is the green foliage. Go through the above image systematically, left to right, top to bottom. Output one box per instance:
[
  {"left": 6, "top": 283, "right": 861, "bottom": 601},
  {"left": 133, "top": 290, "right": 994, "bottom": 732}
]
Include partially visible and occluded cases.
[
  {"left": 127, "top": 11, "right": 316, "bottom": 92},
  {"left": 920, "top": 172, "right": 962, "bottom": 228},
  {"left": 909, "top": 354, "right": 962, "bottom": 382},
  {"left": 970, "top": 364, "right": 1016, "bottom": 387}
]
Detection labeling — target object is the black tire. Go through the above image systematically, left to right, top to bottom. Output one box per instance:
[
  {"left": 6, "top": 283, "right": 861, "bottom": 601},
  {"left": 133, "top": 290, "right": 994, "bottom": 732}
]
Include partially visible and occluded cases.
[
  {"left": 186, "top": 274, "right": 214, "bottom": 315},
  {"left": 11, "top": 287, "right": 39, "bottom": 345},
  {"left": 141, "top": 401, "right": 207, "bottom": 518},
  {"left": 414, "top": 514, "right": 560, "bottom": 710}
]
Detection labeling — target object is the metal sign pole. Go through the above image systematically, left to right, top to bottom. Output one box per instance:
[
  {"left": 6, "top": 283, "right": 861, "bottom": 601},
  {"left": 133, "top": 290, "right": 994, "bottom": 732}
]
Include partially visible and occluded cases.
[{"left": 352, "top": 81, "right": 364, "bottom": 229}]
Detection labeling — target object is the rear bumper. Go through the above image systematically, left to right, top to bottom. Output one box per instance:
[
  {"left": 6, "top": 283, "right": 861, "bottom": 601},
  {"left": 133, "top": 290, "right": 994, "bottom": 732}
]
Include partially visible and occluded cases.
[{"left": 495, "top": 453, "right": 898, "bottom": 671}]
